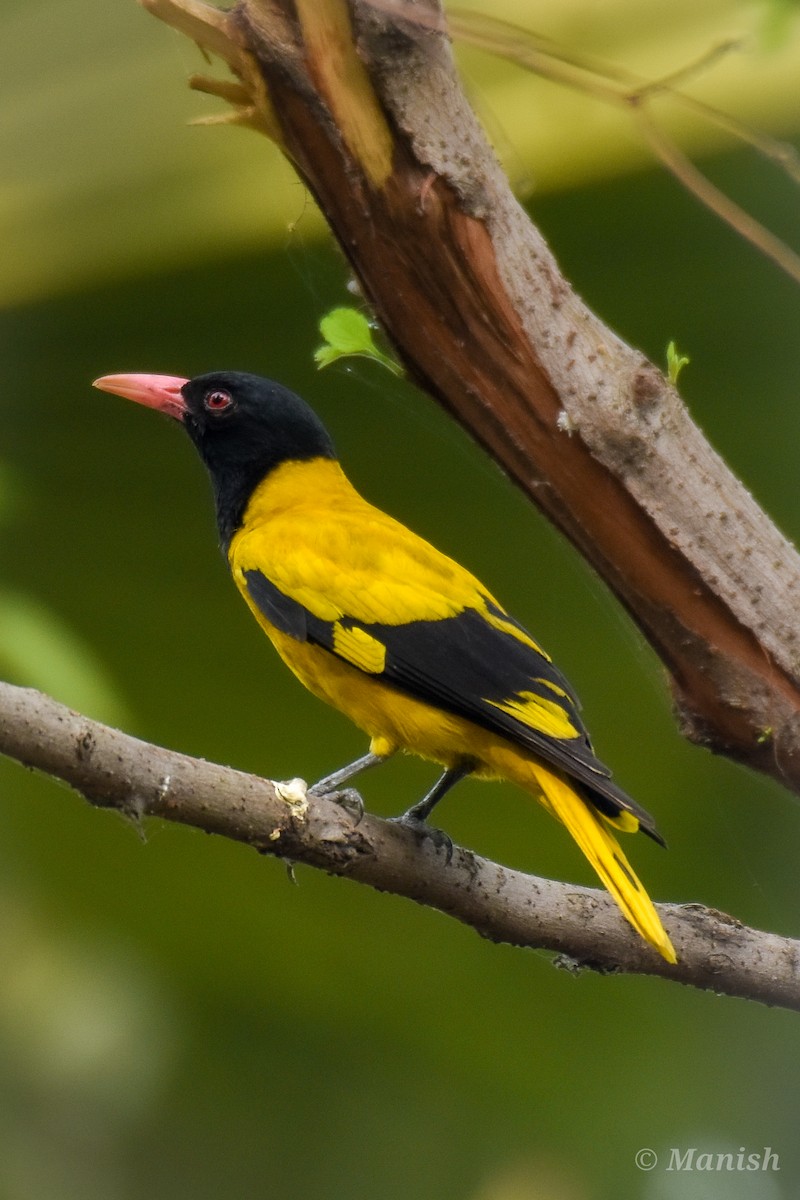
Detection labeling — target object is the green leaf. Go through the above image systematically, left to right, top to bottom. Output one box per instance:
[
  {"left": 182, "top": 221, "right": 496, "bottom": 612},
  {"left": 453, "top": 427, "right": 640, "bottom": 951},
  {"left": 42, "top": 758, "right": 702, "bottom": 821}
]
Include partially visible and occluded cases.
[
  {"left": 314, "top": 308, "right": 403, "bottom": 376},
  {"left": 666, "top": 340, "right": 690, "bottom": 385}
]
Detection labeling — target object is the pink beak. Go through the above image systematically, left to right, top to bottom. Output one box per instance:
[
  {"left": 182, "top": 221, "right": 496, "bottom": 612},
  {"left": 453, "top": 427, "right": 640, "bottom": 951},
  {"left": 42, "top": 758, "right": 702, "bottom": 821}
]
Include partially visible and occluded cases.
[{"left": 93, "top": 373, "right": 189, "bottom": 420}]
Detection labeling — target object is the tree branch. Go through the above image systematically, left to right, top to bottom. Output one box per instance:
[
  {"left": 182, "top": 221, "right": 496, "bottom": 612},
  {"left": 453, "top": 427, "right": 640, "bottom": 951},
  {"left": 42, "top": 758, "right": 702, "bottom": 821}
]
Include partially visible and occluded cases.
[
  {"left": 141, "top": 0, "right": 800, "bottom": 799},
  {"left": 2, "top": 681, "right": 799, "bottom": 1009}
]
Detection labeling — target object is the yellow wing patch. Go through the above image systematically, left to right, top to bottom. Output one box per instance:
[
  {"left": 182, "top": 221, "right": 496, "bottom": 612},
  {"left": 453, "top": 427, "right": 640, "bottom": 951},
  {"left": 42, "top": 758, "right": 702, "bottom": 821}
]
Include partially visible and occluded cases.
[
  {"left": 482, "top": 608, "right": 551, "bottom": 660},
  {"left": 332, "top": 622, "right": 387, "bottom": 674},
  {"left": 534, "top": 676, "right": 570, "bottom": 700},
  {"left": 488, "top": 690, "right": 581, "bottom": 740},
  {"left": 601, "top": 810, "right": 641, "bottom": 834}
]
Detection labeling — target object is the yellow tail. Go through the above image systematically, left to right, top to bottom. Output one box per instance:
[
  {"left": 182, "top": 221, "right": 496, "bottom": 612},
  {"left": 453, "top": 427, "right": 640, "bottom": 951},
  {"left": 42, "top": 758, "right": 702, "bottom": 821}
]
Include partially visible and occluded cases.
[{"left": 532, "top": 764, "right": 677, "bottom": 963}]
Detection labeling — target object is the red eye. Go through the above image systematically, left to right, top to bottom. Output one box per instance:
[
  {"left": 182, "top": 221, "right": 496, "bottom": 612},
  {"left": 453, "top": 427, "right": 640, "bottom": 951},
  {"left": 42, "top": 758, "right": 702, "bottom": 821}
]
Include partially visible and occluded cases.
[{"left": 204, "top": 389, "right": 234, "bottom": 413}]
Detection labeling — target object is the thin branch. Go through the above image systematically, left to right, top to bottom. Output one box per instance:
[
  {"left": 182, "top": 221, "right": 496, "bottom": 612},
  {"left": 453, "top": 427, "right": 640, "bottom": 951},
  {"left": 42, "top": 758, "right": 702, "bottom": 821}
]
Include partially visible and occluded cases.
[
  {"left": 447, "top": 10, "right": 800, "bottom": 282},
  {"left": 634, "top": 108, "right": 800, "bottom": 284},
  {"left": 1, "top": 681, "right": 799, "bottom": 1009}
]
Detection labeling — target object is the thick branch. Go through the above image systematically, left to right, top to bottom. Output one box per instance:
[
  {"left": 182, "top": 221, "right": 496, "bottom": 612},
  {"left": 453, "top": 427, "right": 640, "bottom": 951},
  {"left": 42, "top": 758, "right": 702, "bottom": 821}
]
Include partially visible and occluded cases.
[
  {"left": 142, "top": 0, "right": 800, "bottom": 797},
  {"left": 2, "top": 681, "right": 799, "bottom": 1009}
]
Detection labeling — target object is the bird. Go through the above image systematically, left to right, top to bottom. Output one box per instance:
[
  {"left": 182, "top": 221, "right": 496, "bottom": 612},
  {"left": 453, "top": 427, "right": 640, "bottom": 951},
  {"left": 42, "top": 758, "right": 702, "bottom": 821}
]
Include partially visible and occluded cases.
[{"left": 93, "top": 369, "right": 676, "bottom": 962}]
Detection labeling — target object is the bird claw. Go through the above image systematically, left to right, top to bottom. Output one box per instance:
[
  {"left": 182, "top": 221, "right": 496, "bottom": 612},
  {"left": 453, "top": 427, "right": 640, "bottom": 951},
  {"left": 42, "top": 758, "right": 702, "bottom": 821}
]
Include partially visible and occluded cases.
[
  {"left": 309, "top": 783, "right": 365, "bottom": 825},
  {"left": 388, "top": 813, "right": 454, "bottom": 864}
]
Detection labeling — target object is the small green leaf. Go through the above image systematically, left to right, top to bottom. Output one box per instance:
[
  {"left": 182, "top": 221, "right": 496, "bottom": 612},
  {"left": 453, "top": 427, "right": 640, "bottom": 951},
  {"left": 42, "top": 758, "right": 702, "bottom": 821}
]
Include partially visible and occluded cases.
[
  {"left": 315, "top": 307, "right": 403, "bottom": 376},
  {"left": 666, "top": 340, "right": 690, "bottom": 385}
]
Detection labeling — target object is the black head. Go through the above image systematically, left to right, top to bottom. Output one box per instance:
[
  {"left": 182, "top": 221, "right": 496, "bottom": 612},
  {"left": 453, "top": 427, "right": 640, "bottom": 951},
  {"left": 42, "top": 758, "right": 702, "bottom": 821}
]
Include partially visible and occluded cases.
[
  {"left": 94, "top": 369, "right": 336, "bottom": 549},
  {"left": 180, "top": 370, "right": 334, "bottom": 472}
]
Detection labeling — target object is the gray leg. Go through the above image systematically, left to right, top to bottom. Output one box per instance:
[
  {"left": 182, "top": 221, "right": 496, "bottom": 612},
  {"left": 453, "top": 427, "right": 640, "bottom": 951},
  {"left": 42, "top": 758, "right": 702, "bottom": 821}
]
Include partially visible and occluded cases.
[
  {"left": 309, "top": 750, "right": 389, "bottom": 822},
  {"left": 311, "top": 751, "right": 386, "bottom": 795},
  {"left": 390, "top": 761, "right": 474, "bottom": 861},
  {"left": 399, "top": 763, "right": 472, "bottom": 824}
]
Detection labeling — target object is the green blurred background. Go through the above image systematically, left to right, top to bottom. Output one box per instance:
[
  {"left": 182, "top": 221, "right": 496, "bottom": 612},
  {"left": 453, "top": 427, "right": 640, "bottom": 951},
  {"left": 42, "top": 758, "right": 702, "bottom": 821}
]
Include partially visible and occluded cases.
[{"left": 3, "top": 1, "right": 800, "bottom": 1197}]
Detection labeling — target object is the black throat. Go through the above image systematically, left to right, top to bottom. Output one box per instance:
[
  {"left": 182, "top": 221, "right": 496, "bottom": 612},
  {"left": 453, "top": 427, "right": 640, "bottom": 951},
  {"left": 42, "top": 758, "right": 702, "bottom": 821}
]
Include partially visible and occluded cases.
[{"left": 209, "top": 453, "right": 280, "bottom": 554}]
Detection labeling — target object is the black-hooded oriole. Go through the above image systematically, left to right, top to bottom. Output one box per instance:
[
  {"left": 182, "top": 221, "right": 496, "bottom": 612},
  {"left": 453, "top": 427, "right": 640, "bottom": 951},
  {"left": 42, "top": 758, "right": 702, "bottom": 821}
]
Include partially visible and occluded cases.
[{"left": 94, "top": 370, "right": 676, "bottom": 962}]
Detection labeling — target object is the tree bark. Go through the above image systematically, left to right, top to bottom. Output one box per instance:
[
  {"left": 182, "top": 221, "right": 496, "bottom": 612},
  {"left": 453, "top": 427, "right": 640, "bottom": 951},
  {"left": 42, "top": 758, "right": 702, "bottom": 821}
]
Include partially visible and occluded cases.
[
  {"left": 139, "top": 0, "right": 800, "bottom": 797},
  {"left": 3, "top": 681, "right": 799, "bottom": 1010}
]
